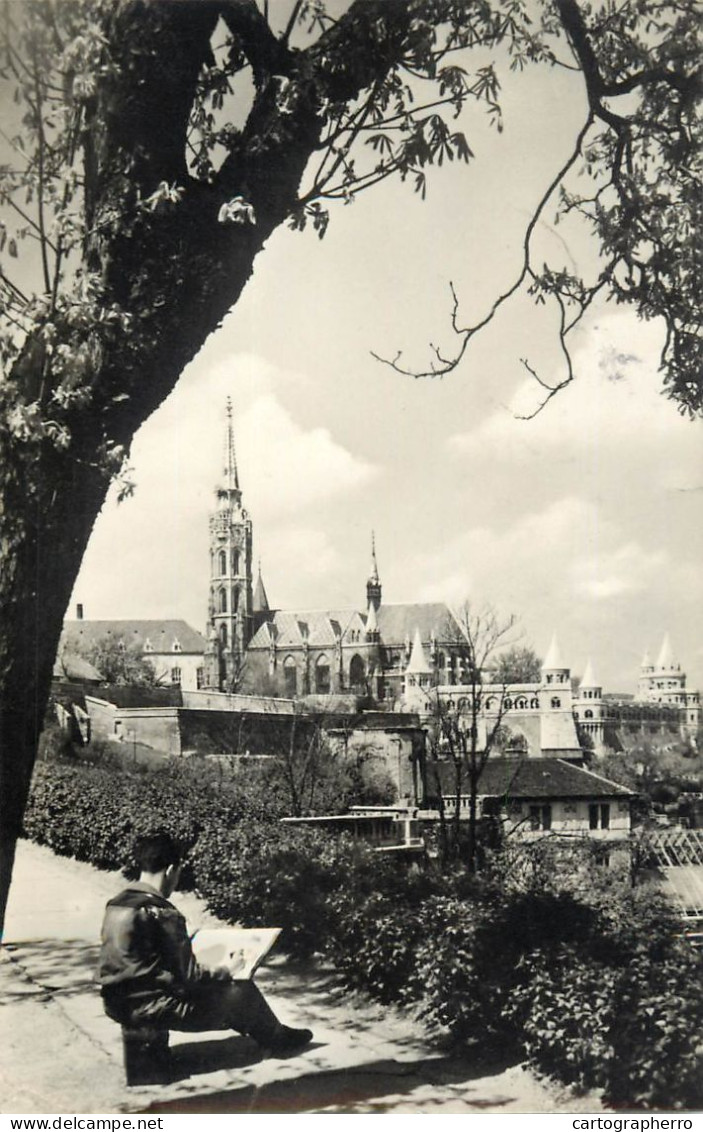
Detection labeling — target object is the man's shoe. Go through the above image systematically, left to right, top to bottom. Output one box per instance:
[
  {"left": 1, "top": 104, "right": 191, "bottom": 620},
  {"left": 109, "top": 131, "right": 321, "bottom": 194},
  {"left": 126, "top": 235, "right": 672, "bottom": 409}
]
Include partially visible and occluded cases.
[{"left": 266, "top": 1026, "right": 313, "bottom": 1056}]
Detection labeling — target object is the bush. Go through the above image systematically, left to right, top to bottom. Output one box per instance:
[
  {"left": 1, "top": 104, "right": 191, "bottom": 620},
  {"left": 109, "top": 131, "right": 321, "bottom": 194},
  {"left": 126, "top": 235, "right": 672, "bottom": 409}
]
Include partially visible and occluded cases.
[{"left": 24, "top": 759, "right": 703, "bottom": 1109}]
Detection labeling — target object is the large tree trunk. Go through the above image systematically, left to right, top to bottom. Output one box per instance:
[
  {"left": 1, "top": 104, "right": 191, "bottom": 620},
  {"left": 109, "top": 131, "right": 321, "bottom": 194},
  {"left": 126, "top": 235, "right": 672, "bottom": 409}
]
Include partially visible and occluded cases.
[
  {"left": 0, "top": 0, "right": 419, "bottom": 937},
  {"left": 0, "top": 1, "right": 316, "bottom": 937}
]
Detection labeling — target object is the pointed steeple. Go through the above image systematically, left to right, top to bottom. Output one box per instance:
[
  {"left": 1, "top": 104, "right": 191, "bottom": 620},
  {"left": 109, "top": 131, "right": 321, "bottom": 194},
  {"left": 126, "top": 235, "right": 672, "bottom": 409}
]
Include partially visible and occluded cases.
[
  {"left": 224, "top": 396, "right": 239, "bottom": 492},
  {"left": 206, "top": 397, "right": 253, "bottom": 690},
  {"left": 216, "top": 397, "right": 242, "bottom": 510},
  {"left": 366, "top": 531, "right": 382, "bottom": 611},
  {"left": 253, "top": 561, "right": 269, "bottom": 614},
  {"left": 406, "top": 627, "right": 432, "bottom": 675},
  {"left": 656, "top": 632, "right": 679, "bottom": 671},
  {"left": 543, "top": 633, "right": 562, "bottom": 671},
  {"left": 641, "top": 647, "right": 653, "bottom": 671},
  {"left": 580, "top": 658, "right": 598, "bottom": 690}
]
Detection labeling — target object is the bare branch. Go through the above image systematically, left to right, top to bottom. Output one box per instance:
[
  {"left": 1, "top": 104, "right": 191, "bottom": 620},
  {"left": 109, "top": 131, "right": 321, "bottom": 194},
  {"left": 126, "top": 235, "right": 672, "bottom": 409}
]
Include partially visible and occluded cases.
[{"left": 372, "top": 112, "right": 595, "bottom": 380}]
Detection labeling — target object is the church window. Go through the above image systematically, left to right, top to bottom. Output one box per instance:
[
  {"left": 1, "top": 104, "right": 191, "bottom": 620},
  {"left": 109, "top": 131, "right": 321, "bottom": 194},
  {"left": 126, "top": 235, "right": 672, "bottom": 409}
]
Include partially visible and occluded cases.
[
  {"left": 218, "top": 550, "right": 227, "bottom": 576},
  {"left": 233, "top": 551, "right": 240, "bottom": 575},
  {"left": 219, "top": 588, "right": 227, "bottom": 613},
  {"left": 233, "top": 588, "right": 240, "bottom": 613},
  {"left": 219, "top": 624, "right": 227, "bottom": 645},
  {"left": 437, "top": 652, "right": 445, "bottom": 668},
  {"left": 349, "top": 654, "right": 366, "bottom": 690},
  {"left": 315, "top": 655, "right": 331, "bottom": 694},
  {"left": 284, "top": 657, "right": 297, "bottom": 696},
  {"left": 170, "top": 667, "right": 181, "bottom": 686},
  {"left": 196, "top": 668, "right": 205, "bottom": 689},
  {"left": 551, "top": 697, "right": 561, "bottom": 709},
  {"left": 504, "top": 698, "right": 512, "bottom": 710},
  {"left": 516, "top": 698, "right": 527, "bottom": 710},
  {"left": 530, "top": 698, "right": 539, "bottom": 709},
  {"left": 585, "top": 709, "right": 593, "bottom": 719}
]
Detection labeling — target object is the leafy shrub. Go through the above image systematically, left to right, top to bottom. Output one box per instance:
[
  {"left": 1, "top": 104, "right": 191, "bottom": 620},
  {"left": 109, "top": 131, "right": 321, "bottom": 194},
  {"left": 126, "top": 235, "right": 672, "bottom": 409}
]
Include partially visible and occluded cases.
[
  {"left": 24, "top": 759, "right": 703, "bottom": 1109},
  {"left": 516, "top": 947, "right": 617, "bottom": 1093},
  {"left": 607, "top": 948, "right": 703, "bottom": 1110}
]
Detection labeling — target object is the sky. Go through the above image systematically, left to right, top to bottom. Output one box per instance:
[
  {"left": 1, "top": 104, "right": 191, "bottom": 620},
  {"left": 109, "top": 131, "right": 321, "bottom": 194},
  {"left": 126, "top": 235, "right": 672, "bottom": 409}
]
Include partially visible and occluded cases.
[{"left": 68, "top": 7, "right": 703, "bottom": 696}]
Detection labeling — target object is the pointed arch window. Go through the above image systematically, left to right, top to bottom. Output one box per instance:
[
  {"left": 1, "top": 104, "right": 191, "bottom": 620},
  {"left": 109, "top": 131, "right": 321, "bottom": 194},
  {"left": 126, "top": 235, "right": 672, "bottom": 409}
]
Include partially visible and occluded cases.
[
  {"left": 218, "top": 550, "right": 227, "bottom": 576},
  {"left": 232, "top": 551, "right": 240, "bottom": 576},
  {"left": 233, "top": 587, "right": 240, "bottom": 613},
  {"left": 219, "top": 588, "right": 227, "bottom": 613},
  {"left": 219, "top": 623, "right": 228, "bottom": 645},
  {"left": 315, "top": 654, "right": 331, "bottom": 694},
  {"left": 349, "top": 654, "right": 366, "bottom": 690},
  {"left": 284, "top": 656, "right": 297, "bottom": 697}
]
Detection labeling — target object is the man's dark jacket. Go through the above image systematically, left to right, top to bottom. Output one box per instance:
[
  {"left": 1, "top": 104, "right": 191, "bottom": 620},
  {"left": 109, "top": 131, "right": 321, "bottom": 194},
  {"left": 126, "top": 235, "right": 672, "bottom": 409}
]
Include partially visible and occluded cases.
[{"left": 98, "top": 882, "right": 225, "bottom": 1023}]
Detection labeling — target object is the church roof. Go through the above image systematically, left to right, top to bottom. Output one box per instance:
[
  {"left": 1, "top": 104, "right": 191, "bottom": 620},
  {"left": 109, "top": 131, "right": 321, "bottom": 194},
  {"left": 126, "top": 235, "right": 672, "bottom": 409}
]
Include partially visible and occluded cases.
[
  {"left": 248, "top": 602, "right": 464, "bottom": 651},
  {"left": 375, "top": 603, "right": 464, "bottom": 646},
  {"left": 62, "top": 619, "right": 207, "bottom": 655},
  {"left": 430, "top": 757, "right": 633, "bottom": 800}
]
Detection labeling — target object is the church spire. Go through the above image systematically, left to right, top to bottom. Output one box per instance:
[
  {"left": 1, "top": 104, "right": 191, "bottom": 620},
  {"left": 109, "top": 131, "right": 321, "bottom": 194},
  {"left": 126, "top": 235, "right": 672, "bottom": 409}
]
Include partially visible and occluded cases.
[
  {"left": 223, "top": 396, "right": 240, "bottom": 496},
  {"left": 205, "top": 397, "right": 253, "bottom": 690},
  {"left": 366, "top": 531, "right": 382, "bottom": 611},
  {"left": 253, "top": 560, "right": 269, "bottom": 614}
]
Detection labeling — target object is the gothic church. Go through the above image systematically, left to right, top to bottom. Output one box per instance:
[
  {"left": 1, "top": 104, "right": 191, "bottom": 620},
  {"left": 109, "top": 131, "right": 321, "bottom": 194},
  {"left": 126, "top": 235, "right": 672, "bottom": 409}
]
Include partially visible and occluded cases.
[{"left": 203, "top": 402, "right": 470, "bottom": 703}]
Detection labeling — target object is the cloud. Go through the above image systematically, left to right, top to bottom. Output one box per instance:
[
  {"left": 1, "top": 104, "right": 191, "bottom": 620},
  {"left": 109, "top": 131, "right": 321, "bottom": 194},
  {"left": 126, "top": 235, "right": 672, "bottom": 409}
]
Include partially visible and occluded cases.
[
  {"left": 447, "top": 310, "right": 699, "bottom": 462},
  {"left": 71, "top": 370, "right": 377, "bottom": 623},
  {"left": 237, "top": 394, "right": 378, "bottom": 519},
  {"left": 570, "top": 543, "right": 667, "bottom": 601}
]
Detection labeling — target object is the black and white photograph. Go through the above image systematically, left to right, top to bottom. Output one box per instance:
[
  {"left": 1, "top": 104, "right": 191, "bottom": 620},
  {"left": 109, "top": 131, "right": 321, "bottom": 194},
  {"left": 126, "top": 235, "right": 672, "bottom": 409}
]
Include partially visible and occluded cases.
[{"left": 0, "top": 0, "right": 701, "bottom": 1120}]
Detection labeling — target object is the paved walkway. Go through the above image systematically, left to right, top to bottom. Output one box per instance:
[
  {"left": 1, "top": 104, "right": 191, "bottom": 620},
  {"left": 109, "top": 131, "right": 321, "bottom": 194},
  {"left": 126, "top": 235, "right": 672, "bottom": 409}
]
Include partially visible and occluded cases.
[{"left": 1, "top": 840, "right": 604, "bottom": 1115}]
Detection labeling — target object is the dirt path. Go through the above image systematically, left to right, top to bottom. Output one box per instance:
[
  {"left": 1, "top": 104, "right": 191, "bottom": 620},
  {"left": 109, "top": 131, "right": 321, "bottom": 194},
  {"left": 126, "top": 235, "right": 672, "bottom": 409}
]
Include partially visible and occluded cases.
[{"left": 1, "top": 839, "right": 604, "bottom": 1115}]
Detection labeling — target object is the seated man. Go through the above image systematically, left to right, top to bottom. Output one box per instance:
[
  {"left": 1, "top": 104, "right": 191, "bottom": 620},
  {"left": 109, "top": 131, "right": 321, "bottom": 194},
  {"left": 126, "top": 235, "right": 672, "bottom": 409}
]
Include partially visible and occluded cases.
[{"left": 98, "top": 831, "right": 313, "bottom": 1057}]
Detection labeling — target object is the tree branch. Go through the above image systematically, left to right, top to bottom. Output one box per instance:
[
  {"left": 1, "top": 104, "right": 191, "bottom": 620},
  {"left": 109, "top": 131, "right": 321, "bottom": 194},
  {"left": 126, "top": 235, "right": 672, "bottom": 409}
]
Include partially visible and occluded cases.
[{"left": 371, "top": 111, "right": 595, "bottom": 380}]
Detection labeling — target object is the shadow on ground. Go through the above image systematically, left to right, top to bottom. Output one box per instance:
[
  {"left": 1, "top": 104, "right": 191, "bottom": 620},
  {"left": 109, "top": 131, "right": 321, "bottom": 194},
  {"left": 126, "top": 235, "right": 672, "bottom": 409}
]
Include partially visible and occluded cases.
[
  {"left": 1, "top": 940, "right": 100, "bottom": 998},
  {"left": 170, "top": 1035, "right": 263, "bottom": 1079},
  {"left": 142, "top": 1053, "right": 517, "bottom": 1115}
]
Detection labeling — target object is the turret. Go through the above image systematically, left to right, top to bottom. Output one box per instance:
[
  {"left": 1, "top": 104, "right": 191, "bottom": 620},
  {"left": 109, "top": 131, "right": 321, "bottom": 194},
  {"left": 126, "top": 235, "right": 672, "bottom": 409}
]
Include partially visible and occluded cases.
[
  {"left": 366, "top": 531, "right": 382, "bottom": 612},
  {"left": 541, "top": 633, "right": 570, "bottom": 686},
  {"left": 579, "top": 658, "right": 602, "bottom": 699}
]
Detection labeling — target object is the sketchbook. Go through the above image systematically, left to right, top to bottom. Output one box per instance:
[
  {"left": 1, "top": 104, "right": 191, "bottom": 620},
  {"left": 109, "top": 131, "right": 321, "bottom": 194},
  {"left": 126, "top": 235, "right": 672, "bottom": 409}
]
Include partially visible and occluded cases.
[{"left": 191, "top": 926, "right": 282, "bottom": 980}]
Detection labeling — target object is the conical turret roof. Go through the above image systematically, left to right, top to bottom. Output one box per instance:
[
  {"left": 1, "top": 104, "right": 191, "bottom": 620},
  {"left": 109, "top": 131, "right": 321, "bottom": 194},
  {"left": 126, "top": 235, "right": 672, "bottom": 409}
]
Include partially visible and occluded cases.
[
  {"left": 406, "top": 627, "right": 432, "bottom": 674},
  {"left": 656, "top": 632, "right": 678, "bottom": 670},
  {"left": 543, "top": 633, "right": 563, "bottom": 670},
  {"left": 580, "top": 658, "right": 598, "bottom": 689}
]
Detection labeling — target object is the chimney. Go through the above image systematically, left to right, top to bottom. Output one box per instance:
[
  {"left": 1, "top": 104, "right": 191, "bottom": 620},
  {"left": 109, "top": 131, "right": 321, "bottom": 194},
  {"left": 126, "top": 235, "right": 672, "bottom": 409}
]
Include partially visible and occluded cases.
[{"left": 76, "top": 603, "right": 84, "bottom": 620}]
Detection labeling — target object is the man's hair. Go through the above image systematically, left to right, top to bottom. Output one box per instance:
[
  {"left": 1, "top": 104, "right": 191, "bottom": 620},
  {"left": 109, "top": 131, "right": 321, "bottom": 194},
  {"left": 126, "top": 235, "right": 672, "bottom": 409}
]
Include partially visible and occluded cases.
[{"left": 133, "top": 832, "right": 180, "bottom": 873}]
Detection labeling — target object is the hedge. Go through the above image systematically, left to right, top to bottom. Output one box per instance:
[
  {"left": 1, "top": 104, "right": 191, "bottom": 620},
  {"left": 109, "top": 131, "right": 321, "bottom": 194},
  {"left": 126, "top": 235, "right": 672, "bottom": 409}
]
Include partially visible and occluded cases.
[{"left": 23, "top": 758, "right": 703, "bottom": 1110}]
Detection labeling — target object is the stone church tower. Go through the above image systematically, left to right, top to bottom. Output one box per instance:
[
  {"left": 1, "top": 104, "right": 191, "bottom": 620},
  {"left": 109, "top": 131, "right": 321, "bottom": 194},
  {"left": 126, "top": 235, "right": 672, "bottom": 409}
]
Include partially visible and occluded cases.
[{"left": 204, "top": 399, "right": 254, "bottom": 691}]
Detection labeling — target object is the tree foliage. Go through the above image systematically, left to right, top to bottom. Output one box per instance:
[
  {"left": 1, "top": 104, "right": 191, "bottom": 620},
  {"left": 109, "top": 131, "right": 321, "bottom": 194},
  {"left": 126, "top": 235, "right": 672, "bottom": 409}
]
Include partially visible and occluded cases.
[
  {"left": 79, "top": 632, "right": 161, "bottom": 686},
  {"left": 492, "top": 644, "right": 542, "bottom": 684}
]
